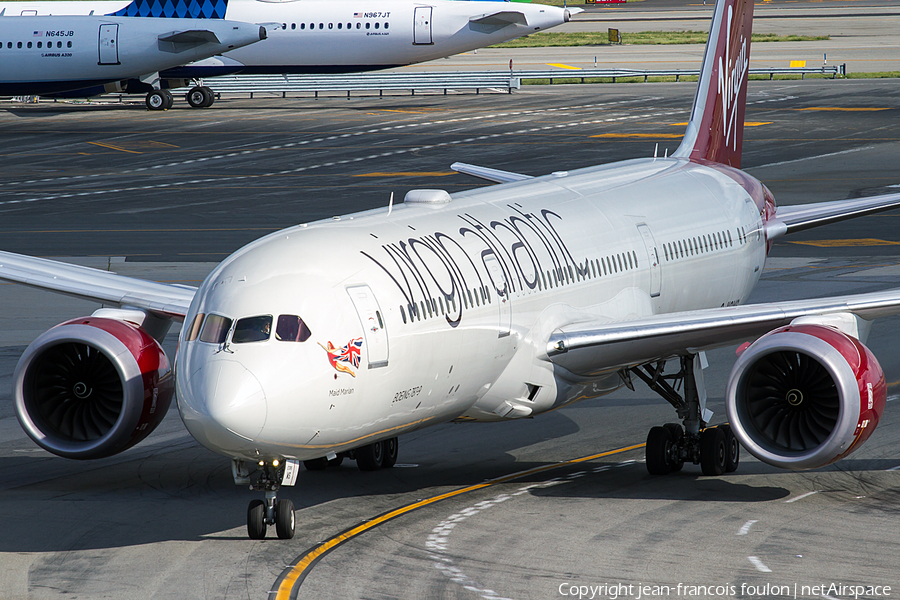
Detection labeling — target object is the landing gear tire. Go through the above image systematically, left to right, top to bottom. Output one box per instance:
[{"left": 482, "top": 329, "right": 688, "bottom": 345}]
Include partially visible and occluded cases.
[
  {"left": 186, "top": 85, "right": 214, "bottom": 108},
  {"left": 146, "top": 89, "right": 172, "bottom": 111},
  {"left": 663, "top": 423, "right": 685, "bottom": 472},
  {"left": 719, "top": 424, "right": 740, "bottom": 473},
  {"left": 646, "top": 426, "right": 673, "bottom": 475},
  {"left": 699, "top": 427, "right": 727, "bottom": 476},
  {"left": 382, "top": 437, "right": 398, "bottom": 468},
  {"left": 356, "top": 440, "right": 385, "bottom": 471},
  {"left": 304, "top": 457, "right": 328, "bottom": 471},
  {"left": 247, "top": 499, "right": 267, "bottom": 539},
  {"left": 275, "top": 499, "right": 295, "bottom": 539}
]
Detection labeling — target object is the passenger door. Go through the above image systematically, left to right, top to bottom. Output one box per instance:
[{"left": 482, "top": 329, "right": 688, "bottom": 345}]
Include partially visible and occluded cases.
[
  {"left": 413, "top": 6, "right": 433, "bottom": 45},
  {"left": 98, "top": 24, "right": 119, "bottom": 65},
  {"left": 637, "top": 223, "right": 662, "bottom": 298},
  {"left": 347, "top": 285, "right": 389, "bottom": 368}
]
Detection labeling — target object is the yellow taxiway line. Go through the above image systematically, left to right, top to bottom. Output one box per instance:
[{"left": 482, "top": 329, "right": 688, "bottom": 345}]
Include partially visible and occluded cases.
[{"left": 273, "top": 442, "right": 645, "bottom": 599}]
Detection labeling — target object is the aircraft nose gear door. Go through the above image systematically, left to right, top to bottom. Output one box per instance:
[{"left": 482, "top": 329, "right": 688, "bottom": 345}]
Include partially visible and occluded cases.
[
  {"left": 413, "top": 6, "right": 433, "bottom": 45},
  {"left": 98, "top": 24, "right": 120, "bottom": 65},
  {"left": 637, "top": 223, "right": 662, "bottom": 298},
  {"left": 348, "top": 285, "right": 389, "bottom": 368}
]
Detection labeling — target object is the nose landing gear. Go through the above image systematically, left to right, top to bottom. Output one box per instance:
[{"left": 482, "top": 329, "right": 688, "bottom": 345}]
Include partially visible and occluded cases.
[{"left": 245, "top": 460, "right": 296, "bottom": 540}]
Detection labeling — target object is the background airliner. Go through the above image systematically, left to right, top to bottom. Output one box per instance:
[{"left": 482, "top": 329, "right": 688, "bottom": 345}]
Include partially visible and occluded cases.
[
  {"left": 0, "top": 0, "right": 577, "bottom": 108},
  {"left": 3, "top": 0, "right": 900, "bottom": 541},
  {"left": 0, "top": 15, "right": 264, "bottom": 106}
]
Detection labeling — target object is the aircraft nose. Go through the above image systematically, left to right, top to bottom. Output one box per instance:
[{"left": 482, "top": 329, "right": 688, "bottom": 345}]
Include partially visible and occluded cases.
[{"left": 178, "top": 358, "right": 268, "bottom": 453}]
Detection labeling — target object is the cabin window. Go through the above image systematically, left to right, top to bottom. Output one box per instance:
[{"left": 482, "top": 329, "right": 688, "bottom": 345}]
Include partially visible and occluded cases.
[
  {"left": 337, "top": 22, "right": 342, "bottom": 29},
  {"left": 356, "top": 22, "right": 361, "bottom": 29},
  {"left": 366, "top": 22, "right": 370, "bottom": 29},
  {"left": 374, "top": 22, "right": 379, "bottom": 29},
  {"left": 385, "top": 22, "right": 390, "bottom": 29},
  {"left": 281, "top": 23, "right": 286, "bottom": 30},
  {"left": 291, "top": 23, "right": 296, "bottom": 30},
  {"left": 300, "top": 23, "right": 305, "bottom": 29},
  {"left": 319, "top": 23, "right": 324, "bottom": 29},
  {"left": 328, "top": 23, "right": 333, "bottom": 29},
  {"left": 67, "top": 41, "right": 72, "bottom": 48},
  {"left": 27, "top": 42, "right": 32, "bottom": 48},
  {"left": 37, "top": 42, "right": 42, "bottom": 48},
  {"left": 727, "top": 230, "right": 733, "bottom": 245},
  {"left": 616, "top": 254, "right": 623, "bottom": 271},
  {"left": 591, "top": 261, "right": 597, "bottom": 278},
  {"left": 439, "top": 297, "right": 445, "bottom": 314},
  {"left": 399, "top": 305, "right": 406, "bottom": 324},
  {"left": 186, "top": 313, "right": 205, "bottom": 342},
  {"left": 199, "top": 314, "right": 232, "bottom": 344},
  {"left": 233, "top": 315, "right": 272, "bottom": 344},
  {"left": 275, "top": 315, "right": 312, "bottom": 342}
]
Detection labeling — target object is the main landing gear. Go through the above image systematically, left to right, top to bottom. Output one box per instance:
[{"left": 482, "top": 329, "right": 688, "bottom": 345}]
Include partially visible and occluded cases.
[
  {"left": 186, "top": 85, "right": 215, "bottom": 109},
  {"left": 145, "top": 86, "right": 215, "bottom": 111},
  {"left": 145, "top": 89, "right": 174, "bottom": 111},
  {"left": 629, "top": 354, "right": 740, "bottom": 476},
  {"left": 302, "top": 437, "right": 399, "bottom": 472},
  {"left": 246, "top": 460, "right": 295, "bottom": 540}
]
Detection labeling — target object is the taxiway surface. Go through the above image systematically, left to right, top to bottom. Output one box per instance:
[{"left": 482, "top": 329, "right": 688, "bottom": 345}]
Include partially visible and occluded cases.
[{"left": 1, "top": 78, "right": 899, "bottom": 600}]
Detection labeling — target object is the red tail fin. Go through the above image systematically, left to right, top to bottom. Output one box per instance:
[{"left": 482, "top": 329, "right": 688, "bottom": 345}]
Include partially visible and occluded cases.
[{"left": 674, "top": 0, "right": 755, "bottom": 168}]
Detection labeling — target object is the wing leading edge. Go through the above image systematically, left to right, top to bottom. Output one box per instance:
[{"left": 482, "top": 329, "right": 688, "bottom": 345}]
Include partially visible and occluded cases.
[
  {"left": 0, "top": 250, "right": 195, "bottom": 320},
  {"left": 547, "top": 288, "right": 900, "bottom": 376}
]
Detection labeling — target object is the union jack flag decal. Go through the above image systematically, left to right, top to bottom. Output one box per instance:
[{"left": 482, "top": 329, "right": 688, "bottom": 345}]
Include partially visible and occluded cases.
[{"left": 319, "top": 337, "right": 364, "bottom": 377}]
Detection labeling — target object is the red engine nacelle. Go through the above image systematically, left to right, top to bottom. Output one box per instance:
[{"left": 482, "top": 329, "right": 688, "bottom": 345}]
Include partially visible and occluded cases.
[
  {"left": 14, "top": 317, "right": 175, "bottom": 460},
  {"left": 726, "top": 324, "right": 885, "bottom": 470}
]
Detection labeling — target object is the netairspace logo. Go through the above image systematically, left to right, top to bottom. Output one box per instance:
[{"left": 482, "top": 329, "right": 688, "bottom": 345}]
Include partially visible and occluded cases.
[{"left": 556, "top": 582, "right": 893, "bottom": 600}]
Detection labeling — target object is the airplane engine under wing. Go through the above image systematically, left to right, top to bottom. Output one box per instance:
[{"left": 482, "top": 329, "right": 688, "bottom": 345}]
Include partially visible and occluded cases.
[
  {"left": 14, "top": 317, "right": 174, "bottom": 460},
  {"left": 725, "top": 324, "right": 885, "bottom": 470}
]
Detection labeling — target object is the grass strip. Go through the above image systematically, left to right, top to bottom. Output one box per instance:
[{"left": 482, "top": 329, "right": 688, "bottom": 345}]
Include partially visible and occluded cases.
[{"left": 492, "top": 31, "right": 828, "bottom": 48}]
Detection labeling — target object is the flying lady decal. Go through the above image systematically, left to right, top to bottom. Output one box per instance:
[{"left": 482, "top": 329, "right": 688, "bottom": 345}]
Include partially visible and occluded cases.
[{"left": 319, "top": 338, "right": 364, "bottom": 377}]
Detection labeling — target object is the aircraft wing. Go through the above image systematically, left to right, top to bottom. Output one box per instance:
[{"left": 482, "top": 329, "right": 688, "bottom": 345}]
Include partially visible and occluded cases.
[
  {"left": 469, "top": 10, "right": 529, "bottom": 26},
  {"left": 451, "top": 162, "right": 533, "bottom": 184},
  {"left": 767, "top": 192, "right": 900, "bottom": 238},
  {"left": 0, "top": 251, "right": 195, "bottom": 321},
  {"left": 546, "top": 288, "right": 900, "bottom": 376}
]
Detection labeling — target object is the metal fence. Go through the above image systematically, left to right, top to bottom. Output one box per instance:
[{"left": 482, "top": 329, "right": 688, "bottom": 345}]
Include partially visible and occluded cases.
[{"left": 171, "top": 65, "right": 844, "bottom": 99}]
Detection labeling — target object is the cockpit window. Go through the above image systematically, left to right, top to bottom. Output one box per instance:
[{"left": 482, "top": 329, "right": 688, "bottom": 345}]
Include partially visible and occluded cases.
[
  {"left": 186, "top": 313, "right": 205, "bottom": 342},
  {"left": 199, "top": 314, "right": 232, "bottom": 344},
  {"left": 233, "top": 315, "right": 272, "bottom": 344},
  {"left": 275, "top": 315, "right": 312, "bottom": 342}
]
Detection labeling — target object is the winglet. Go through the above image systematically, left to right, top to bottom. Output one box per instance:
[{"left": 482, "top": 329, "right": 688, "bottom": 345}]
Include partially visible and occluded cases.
[{"left": 673, "top": 0, "right": 755, "bottom": 168}]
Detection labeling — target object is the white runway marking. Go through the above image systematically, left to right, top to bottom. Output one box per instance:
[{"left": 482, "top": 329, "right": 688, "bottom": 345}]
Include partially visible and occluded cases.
[
  {"left": 1, "top": 98, "right": 678, "bottom": 209},
  {"left": 750, "top": 146, "right": 875, "bottom": 170},
  {"left": 426, "top": 459, "right": 638, "bottom": 600},
  {"left": 785, "top": 491, "right": 819, "bottom": 503},
  {"left": 737, "top": 519, "right": 758, "bottom": 535},
  {"left": 748, "top": 556, "right": 772, "bottom": 573}
]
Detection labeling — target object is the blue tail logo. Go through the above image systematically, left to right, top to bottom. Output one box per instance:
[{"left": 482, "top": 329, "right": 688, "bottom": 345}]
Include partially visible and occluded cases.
[{"left": 108, "top": 0, "right": 228, "bottom": 19}]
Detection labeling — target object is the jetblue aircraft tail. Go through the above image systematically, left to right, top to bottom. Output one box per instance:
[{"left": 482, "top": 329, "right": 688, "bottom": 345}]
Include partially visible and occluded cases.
[
  {"left": 108, "top": 0, "right": 228, "bottom": 19},
  {"left": 673, "top": 0, "right": 754, "bottom": 168}
]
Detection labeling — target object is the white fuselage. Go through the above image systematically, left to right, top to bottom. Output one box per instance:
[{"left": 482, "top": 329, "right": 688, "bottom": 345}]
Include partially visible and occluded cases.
[
  {"left": 0, "top": 0, "right": 573, "bottom": 75},
  {"left": 0, "top": 16, "right": 263, "bottom": 94},
  {"left": 175, "top": 157, "right": 768, "bottom": 463}
]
